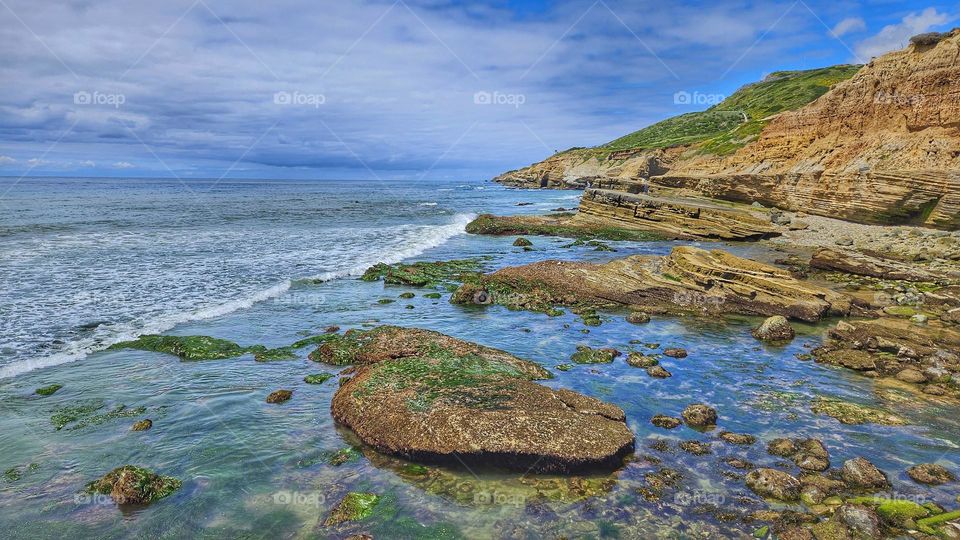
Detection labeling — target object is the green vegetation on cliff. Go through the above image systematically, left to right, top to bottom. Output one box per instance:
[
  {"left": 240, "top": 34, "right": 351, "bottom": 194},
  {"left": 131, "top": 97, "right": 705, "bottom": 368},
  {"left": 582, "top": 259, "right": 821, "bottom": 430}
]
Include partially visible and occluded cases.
[{"left": 597, "top": 64, "right": 861, "bottom": 156}]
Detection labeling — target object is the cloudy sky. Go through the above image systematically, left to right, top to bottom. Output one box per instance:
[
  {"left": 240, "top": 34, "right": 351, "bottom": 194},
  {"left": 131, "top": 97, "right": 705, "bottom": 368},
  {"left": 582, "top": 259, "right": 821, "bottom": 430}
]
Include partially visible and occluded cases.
[{"left": 0, "top": 0, "right": 955, "bottom": 180}]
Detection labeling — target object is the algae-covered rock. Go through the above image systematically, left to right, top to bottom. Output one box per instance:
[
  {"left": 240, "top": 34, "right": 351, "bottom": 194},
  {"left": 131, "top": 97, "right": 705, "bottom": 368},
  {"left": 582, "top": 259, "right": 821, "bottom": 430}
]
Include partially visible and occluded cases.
[
  {"left": 513, "top": 237, "right": 533, "bottom": 247},
  {"left": 361, "top": 259, "right": 484, "bottom": 288},
  {"left": 626, "top": 311, "right": 651, "bottom": 324},
  {"left": 752, "top": 316, "right": 796, "bottom": 342},
  {"left": 330, "top": 326, "right": 634, "bottom": 473},
  {"left": 109, "top": 335, "right": 253, "bottom": 361},
  {"left": 570, "top": 346, "right": 620, "bottom": 364},
  {"left": 253, "top": 347, "right": 299, "bottom": 362},
  {"left": 663, "top": 347, "right": 688, "bottom": 359},
  {"left": 626, "top": 352, "right": 659, "bottom": 368},
  {"left": 647, "top": 365, "right": 672, "bottom": 378},
  {"left": 304, "top": 373, "right": 334, "bottom": 385},
  {"left": 36, "top": 384, "right": 63, "bottom": 396},
  {"left": 266, "top": 390, "right": 293, "bottom": 404},
  {"left": 811, "top": 397, "right": 907, "bottom": 426},
  {"left": 51, "top": 400, "right": 146, "bottom": 431},
  {"left": 682, "top": 404, "right": 718, "bottom": 428},
  {"left": 651, "top": 415, "right": 681, "bottom": 429},
  {"left": 131, "top": 419, "right": 152, "bottom": 431},
  {"left": 719, "top": 432, "right": 756, "bottom": 445},
  {"left": 679, "top": 440, "right": 712, "bottom": 455},
  {"left": 328, "top": 448, "right": 361, "bottom": 466},
  {"left": 841, "top": 458, "right": 890, "bottom": 491},
  {"left": 907, "top": 463, "right": 955, "bottom": 485},
  {"left": 85, "top": 465, "right": 181, "bottom": 505},
  {"left": 745, "top": 468, "right": 801, "bottom": 501},
  {"left": 324, "top": 492, "right": 380, "bottom": 526},
  {"left": 846, "top": 496, "right": 931, "bottom": 528}
]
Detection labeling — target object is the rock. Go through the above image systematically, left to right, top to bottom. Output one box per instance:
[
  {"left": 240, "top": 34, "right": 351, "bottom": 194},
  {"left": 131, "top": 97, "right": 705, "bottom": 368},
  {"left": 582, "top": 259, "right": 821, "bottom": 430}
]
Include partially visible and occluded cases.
[
  {"left": 788, "top": 220, "right": 810, "bottom": 231},
  {"left": 513, "top": 237, "right": 533, "bottom": 247},
  {"left": 836, "top": 238, "right": 854, "bottom": 247},
  {"left": 452, "top": 246, "right": 853, "bottom": 322},
  {"left": 810, "top": 248, "right": 949, "bottom": 282},
  {"left": 360, "top": 259, "right": 485, "bottom": 288},
  {"left": 399, "top": 292, "right": 415, "bottom": 299},
  {"left": 626, "top": 311, "right": 651, "bottom": 324},
  {"left": 911, "top": 314, "right": 929, "bottom": 325},
  {"left": 752, "top": 316, "right": 796, "bottom": 342},
  {"left": 330, "top": 326, "right": 635, "bottom": 473},
  {"left": 109, "top": 334, "right": 255, "bottom": 361},
  {"left": 571, "top": 346, "right": 620, "bottom": 364},
  {"left": 663, "top": 347, "right": 687, "bottom": 358},
  {"left": 625, "top": 352, "right": 659, "bottom": 368},
  {"left": 646, "top": 365, "right": 672, "bottom": 378},
  {"left": 896, "top": 368, "right": 926, "bottom": 384},
  {"left": 304, "top": 373, "right": 334, "bottom": 384},
  {"left": 35, "top": 384, "right": 63, "bottom": 396},
  {"left": 266, "top": 390, "right": 293, "bottom": 404},
  {"left": 811, "top": 397, "right": 907, "bottom": 426},
  {"left": 682, "top": 404, "right": 718, "bottom": 428},
  {"left": 651, "top": 415, "right": 682, "bottom": 429},
  {"left": 131, "top": 419, "right": 152, "bottom": 432},
  {"left": 719, "top": 432, "right": 756, "bottom": 445},
  {"left": 768, "top": 438, "right": 799, "bottom": 457},
  {"left": 768, "top": 438, "right": 830, "bottom": 471},
  {"left": 679, "top": 441, "right": 712, "bottom": 455},
  {"left": 842, "top": 458, "right": 890, "bottom": 491},
  {"left": 907, "top": 463, "right": 955, "bottom": 485},
  {"left": 85, "top": 465, "right": 181, "bottom": 505},
  {"left": 745, "top": 468, "right": 802, "bottom": 501},
  {"left": 324, "top": 492, "right": 380, "bottom": 526},
  {"left": 836, "top": 504, "right": 881, "bottom": 538}
]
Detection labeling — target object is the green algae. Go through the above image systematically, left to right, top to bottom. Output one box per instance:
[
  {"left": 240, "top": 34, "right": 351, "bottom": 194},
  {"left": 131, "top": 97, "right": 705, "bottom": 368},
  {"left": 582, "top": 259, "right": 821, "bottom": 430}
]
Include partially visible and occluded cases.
[
  {"left": 513, "top": 237, "right": 533, "bottom": 247},
  {"left": 361, "top": 259, "right": 485, "bottom": 288},
  {"left": 399, "top": 292, "right": 416, "bottom": 299},
  {"left": 424, "top": 292, "right": 442, "bottom": 299},
  {"left": 377, "top": 298, "right": 395, "bottom": 304},
  {"left": 109, "top": 335, "right": 254, "bottom": 361},
  {"left": 354, "top": 344, "right": 525, "bottom": 412},
  {"left": 570, "top": 346, "right": 618, "bottom": 364},
  {"left": 252, "top": 347, "right": 299, "bottom": 362},
  {"left": 304, "top": 373, "right": 334, "bottom": 385},
  {"left": 35, "top": 384, "right": 63, "bottom": 396},
  {"left": 811, "top": 396, "right": 907, "bottom": 426},
  {"left": 329, "top": 448, "right": 361, "bottom": 466},
  {"left": 400, "top": 464, "right": 429, "bottom": 476},
  {"left": 85, "top": 465, "right": 182, "bottom": 505},
  {"left": 324, "top": 492, "right": 380, "bottom": 526},
  {"left": 847, "top": 496, "right": 932, "bottom": 527},
  {"left": 917, "top": 510, "right": 960, "bottom": 534}
]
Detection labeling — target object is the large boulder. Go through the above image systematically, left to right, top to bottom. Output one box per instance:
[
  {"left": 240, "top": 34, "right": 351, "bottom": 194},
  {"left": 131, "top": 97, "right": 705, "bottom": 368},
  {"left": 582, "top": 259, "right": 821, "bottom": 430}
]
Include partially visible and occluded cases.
[
  {"left": 752, "top": 316, "right": 796, "bottom": 342},
  {"left": 329, "top": 327, "right": 635, "bottom": 473},
  {"left": 842, "top": 458, "right": 891, "bottom": 491}
]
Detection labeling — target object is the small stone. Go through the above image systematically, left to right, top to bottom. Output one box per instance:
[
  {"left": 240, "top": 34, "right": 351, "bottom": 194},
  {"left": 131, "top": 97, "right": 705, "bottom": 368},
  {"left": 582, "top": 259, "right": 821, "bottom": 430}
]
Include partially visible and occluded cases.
[
  {"left": 789, "top": 220, "right": 810, "bottom": 231},
  {"left": 513, "top": 237, "right": 533, "bottom": 247},
  {"left": 836, "top": 237, "right": 854, "bottom": 247},
  {"left": 626, "top": 311, "right": 651, "bottom": 324},
  {"left": 752, "top": 316, "right": 795, "bottom": 342},
  {"left": 663, "top": 348, "right": 687, "bottom": 358},
  {"left": 626, "top": 352, "right": 659, "bottom": 368},
  {"left": 647, "top": 365, "right": 672, "bottom": 378},
  {"left": 896, "top": 368, "right": 926, "bottom": 384},
  {"left": 266, "top": 390, "right": 293, "bottom": 404},
  {"left": 682, "top": 404, "right": 718, "bottom": 428},
  {"left": 651, "top": 415, "right": 682, "bottom": 429},
  {"left": 131, "top": 419, "right": 152, "bottom": 432},
  {"left": 719, "top": 432, "right": 756, "bottom": 445},
  {"left": 841, "top": 457, "right": 890, "bottom": 491},
  {"left": 907, "top": 463, "right": 955, "bottom": 485},
  {"left": 745, "top": 468, "right": 801, "bottom": 501}
]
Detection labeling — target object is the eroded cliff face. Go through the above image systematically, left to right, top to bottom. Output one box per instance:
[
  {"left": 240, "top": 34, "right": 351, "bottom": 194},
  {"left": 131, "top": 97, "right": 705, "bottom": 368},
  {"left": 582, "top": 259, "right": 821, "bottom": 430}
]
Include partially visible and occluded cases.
[
  {"left": 660, "top": 29, "right": 960, "bottom": 228},
  {"left": 494, "top": 148, "right": 676, "bottom": 189}
]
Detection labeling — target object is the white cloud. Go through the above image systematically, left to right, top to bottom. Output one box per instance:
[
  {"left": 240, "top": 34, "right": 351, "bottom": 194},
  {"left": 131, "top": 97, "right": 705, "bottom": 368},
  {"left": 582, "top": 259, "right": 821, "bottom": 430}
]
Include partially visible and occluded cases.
[
  {"left": 855, "top": 8, "right": 952, "bottom": 60},
  {"left": 831, "top": 17, "right": 865, "bottom": 37},
  {"left": 0, "top": 155, "right": 16, "bottom": 165},
  {"left": 27, "top": 158, "right": 48, "bottom": 167},
  {"left": 80, "top": 160, "right": 96, "bottom": 167},
  {"left": 112, "top": 161, "right": 134, "bottom": 169}
]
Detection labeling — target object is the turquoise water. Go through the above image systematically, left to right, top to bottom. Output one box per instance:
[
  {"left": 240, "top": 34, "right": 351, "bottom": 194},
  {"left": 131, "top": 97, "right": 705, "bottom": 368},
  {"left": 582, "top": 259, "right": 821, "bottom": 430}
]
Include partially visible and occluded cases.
[{"left": 1, "top": 178, "right": 958, "bottom": 538}]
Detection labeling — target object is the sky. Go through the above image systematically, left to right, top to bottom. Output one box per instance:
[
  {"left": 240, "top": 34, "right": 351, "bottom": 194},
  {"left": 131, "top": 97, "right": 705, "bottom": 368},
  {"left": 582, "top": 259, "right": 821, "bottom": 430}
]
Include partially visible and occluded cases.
[{"left": 0, "top": 0, "right": 956, "bottom": 180}]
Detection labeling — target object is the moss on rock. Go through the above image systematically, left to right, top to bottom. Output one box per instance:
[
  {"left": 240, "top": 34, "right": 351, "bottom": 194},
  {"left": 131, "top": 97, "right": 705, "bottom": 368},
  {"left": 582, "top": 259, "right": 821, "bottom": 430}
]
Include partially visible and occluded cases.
[
  {"left": 361, "top": 259, "right": 485, "bottom": 288},
  {"left": 110, "top": 335, "right": 254, "bottom": 361},
  {"left": 570, "top": 346, "right": 620, "bottom": 364},
  {"left": 304, "top": 373, "right": 334, "bottom": 385},
  {"left": 35, "top": 384, "right": 63, "bottom": 396},
  {"left": 811, "top": 397, "right": 907, "bottom": 426},
  {"left": 85, "top": 465, "right": 181, "bottom": 505},
  {"left": 324, "top": 492, "right": 380, "bottom": 526}
]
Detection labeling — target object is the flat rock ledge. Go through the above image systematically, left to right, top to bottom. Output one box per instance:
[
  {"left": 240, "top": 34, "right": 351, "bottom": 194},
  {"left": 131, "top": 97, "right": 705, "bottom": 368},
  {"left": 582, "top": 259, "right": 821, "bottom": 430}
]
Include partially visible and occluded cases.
[
  {"left": 452, "top": 246, "right": 855, "bottom": 322},
  {"left": 328, "top": 326, "right": 635, "bottom": 474}
]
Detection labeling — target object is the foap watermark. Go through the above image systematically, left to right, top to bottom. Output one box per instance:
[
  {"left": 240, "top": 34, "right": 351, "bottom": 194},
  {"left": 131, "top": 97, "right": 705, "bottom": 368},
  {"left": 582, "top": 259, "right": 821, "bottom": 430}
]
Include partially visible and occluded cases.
[
  {"left": 74, "top": 90, "right": 126, "bottom": 108},
  {"left": 273, "top": 91, "right": 325, "bottom": 108},
  {"left": 473, "top": 91, "right": 526, "bottom": 109},
  {"left": 674, "top": 91, "right": 725, "bottom": 106},
  {"left": 874, "top": 91, "right": 925, "bottom": 107},
  {"left": 673, "top": 291, "right": 726, "bottom": 309},
  {"left": 271, "top": 293, "right": 327, "bottom": 307},
  {"left": 272, "top": 490, "right": 325, "bottom": 508},
  {"left": 473, "top": 490, "right": 525, "bottom": 508},
  {"left": 673, "top": 490, "right": 726, "bottom": 506},
  {"left": 74, "top": 492, "right": 113, "bottom": 505}
]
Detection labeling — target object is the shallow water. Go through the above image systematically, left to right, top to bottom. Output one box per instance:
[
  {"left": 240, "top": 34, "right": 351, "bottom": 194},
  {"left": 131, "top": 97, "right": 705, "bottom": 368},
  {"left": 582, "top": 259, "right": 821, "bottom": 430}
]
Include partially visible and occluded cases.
[{"left": 1, "top": 178, "right": 958, "bottom": 539}]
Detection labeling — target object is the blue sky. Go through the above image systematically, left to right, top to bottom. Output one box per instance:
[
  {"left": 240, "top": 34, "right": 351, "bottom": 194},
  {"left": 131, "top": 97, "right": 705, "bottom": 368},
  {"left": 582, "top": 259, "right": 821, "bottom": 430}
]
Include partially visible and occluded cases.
[{"left": 0, "top": 0, "right": 955, "bottom": 180}]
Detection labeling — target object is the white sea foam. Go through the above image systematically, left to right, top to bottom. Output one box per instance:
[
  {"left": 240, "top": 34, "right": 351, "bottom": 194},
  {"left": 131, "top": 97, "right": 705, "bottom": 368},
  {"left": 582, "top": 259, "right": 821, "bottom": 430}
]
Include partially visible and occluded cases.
[{"left": 0, "top": 213, "right": 475, "bottom": 379}]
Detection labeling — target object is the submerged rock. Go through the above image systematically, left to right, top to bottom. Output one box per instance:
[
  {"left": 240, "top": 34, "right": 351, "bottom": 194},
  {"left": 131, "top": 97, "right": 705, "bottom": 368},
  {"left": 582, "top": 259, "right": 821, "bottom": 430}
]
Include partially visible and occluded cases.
[
  {"left": 513, "top": 237, "right": 533, "bottom": 247},
  {"left": 360, "top": 259, "right": 484, "bottom": 288},
  {"left": 752, "top": 316, "right": 796, "bottom": 342},
  {"left": 330, "top": 326, "right": 634, "bottom": 473},
  {"left": 109, "top": 335, "right": 254, "bottom": 361},
  {"left": 570, "top": 346, "right": 620, "bottom": 364},
  {"left": 663, "top": 347, "right": 687, "bottom": 359},
  {"left": 626, "top": 352, "right": 659, "bottom": 368},
  {"left": 646, "top": 365, "right": 672, "bottom": 378},
  {"left": 304, "top": 373, "right": 334, "bottom": 385},
  {"left": 35, "top": 384, "right": 63, "bottom": 396},
  {"left": 266, "top": 390, "right": 293, "bottom": 404},
  {"left": 811, "top": 397, "right": 907, "bottom": 426},
  {"left": 682, "top": 404, "right": 718, "bottom": 428},
  {"left": 651, "top": 415, "right": 682, "bottom": 429},
  {"left": 131, "top": 419, "right": 152, "bottom": 431},
  {"left": 719, "top": 432, "right": 756, "bottom": 445},
  {"left": 679, "top": 440, "right": 712, "bottom": 455},
  {"left": 907, "top": 463, "right": 956, "bottom": 485},
  {"left": 85, "top": 465, "right": 181, "bottom": 505},
  {"left": 745, "top": 468, "right": 801, "bottom": 501},
  {"left": 324, "top": 492, "right": 380, "bottom": 526}
]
